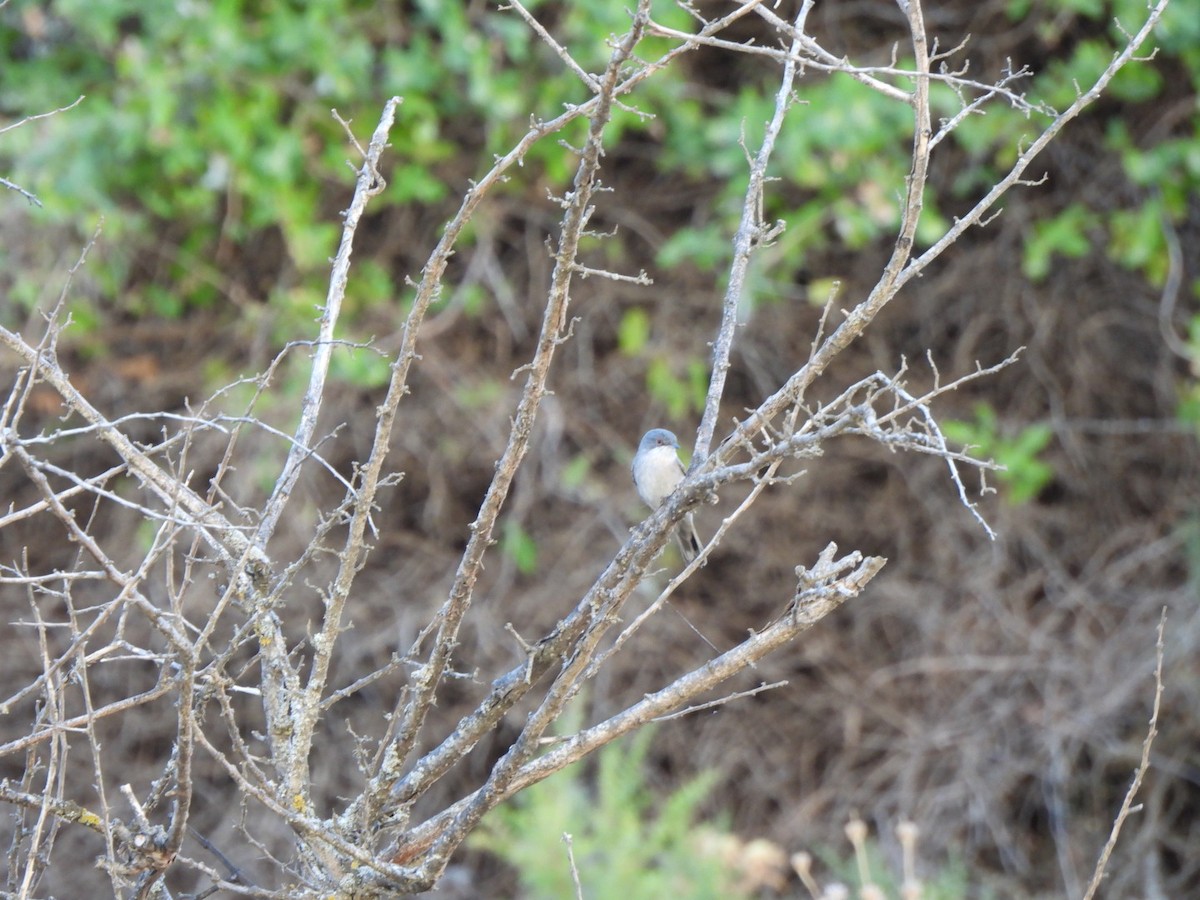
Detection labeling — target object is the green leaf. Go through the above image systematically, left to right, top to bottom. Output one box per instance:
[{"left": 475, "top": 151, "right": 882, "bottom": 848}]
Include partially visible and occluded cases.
[
  {"left": 1107, "top": 200, "right": 1168, "bottom": 285},
  {"left": 1022, "top": 204, "right": 1095, "bottom": 282},
  {"left": 806, "top": 277, "right": 844, "bottom": 307},
  {"left": 618, "top": 308, "right": 652, "bottom": 356},
  {"left": 329, "top": 347, "right": 392, "bottom": 389},
  {"left": 646, "top": 358, "right": 690, "bottom": 420},
  {"left": 687, "top": 358, "right": 709, "bottom": 416},
  {"left": 454, "top": 376, "right": 506, "bottom": 410},
  {"left": 945, "top": 405, "right": 1055, "bottom": 505},
  {"left": 560, "top": 454, "right": 592, "bottom": 492},
  {"left": 501, "top": 521, "right": 538, "bottom": 575}
]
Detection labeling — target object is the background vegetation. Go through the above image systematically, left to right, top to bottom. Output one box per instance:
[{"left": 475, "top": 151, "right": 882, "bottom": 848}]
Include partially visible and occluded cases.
[{"left": 2, "top": 0, "right": 1198, "bottom": 896}]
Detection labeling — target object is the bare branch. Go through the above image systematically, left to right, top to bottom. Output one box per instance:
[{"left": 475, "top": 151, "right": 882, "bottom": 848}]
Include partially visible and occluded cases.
[
  {"left": 696, "top": 0, "right": 815, "bottom": 461},
  {"left": 383, "top": 2, "right": 660, "bottom": 837},
  {"left": 255, "top": 97, "right": 402, "bottom": 548},
  {"left": 383, "top": 546, "right": 885, "bottom": 875},
  {"left": 1081, "top": 609, "right": 1167, "bottom": 900}
]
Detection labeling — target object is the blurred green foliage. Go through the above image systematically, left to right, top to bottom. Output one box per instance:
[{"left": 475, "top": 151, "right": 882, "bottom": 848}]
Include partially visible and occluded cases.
[
  {"left": 0, "top": 0, "right": 695, "bottom": 332},
  {"left": 2, "top": 0, "right": 1197, "bottom": 409},
  {"left": 996, "top": 0, "right": 1200, "bottom": 290},
  {"left": 657, "top": 74, "right": 942, "bottom": 290},
  {"left": 1022, "top": 203, "right": 1094, "bottom": 281},
  {"left": 617, "top": 307, "right": 652, "bottom": 356},
  {"left": 328, "top": 344, "right": 392, "bottom": 390},
  {"left": 646, "top": 356, "right": 708, "bottom": 419},
  {"left": 944, "top": 403, "right": 1055, "bottom": 505},
  {"left": 501, "top": 520, "right": 539, "bottom": 575},
  {"left": 470, "top": 723, "right": 746, "bottom": 900}
]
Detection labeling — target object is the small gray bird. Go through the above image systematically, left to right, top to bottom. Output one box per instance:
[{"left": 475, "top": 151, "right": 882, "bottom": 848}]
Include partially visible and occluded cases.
[{"left": 631, "top": 428, "right": 703, "bottom": 562}]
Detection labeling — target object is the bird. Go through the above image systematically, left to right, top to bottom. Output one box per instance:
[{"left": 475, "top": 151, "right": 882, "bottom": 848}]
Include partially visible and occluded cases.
[{"left": 631, "top": 428, "right": 703, "bottom": 562}]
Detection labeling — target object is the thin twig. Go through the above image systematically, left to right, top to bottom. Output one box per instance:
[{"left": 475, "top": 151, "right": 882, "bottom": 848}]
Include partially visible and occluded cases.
[
  {"left": 1081, "top": 609, "right": 1167, "bottom": 900},
  {"left": 564, "top": 833, "right": 585, "bottom": 900}
]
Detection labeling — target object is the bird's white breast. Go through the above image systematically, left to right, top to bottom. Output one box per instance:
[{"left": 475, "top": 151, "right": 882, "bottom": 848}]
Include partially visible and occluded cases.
[{"left": 635, "top": 445, "right": 684, "bottom": 508}]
